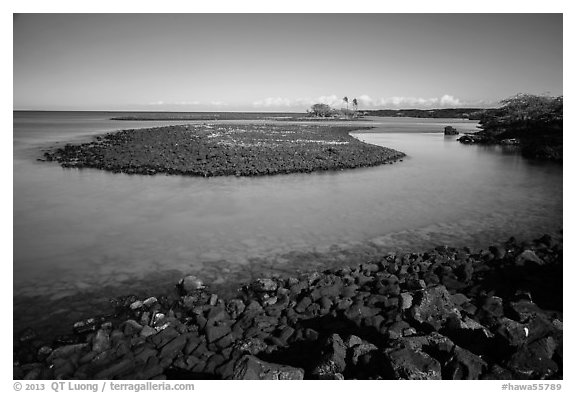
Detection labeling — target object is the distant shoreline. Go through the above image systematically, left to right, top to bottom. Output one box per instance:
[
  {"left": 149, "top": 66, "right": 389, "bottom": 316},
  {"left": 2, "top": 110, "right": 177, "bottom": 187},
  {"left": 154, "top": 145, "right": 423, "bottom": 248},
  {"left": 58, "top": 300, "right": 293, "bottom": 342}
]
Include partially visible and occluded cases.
[{"left": 13, "top": 109, "right": 489, "bottom": 121}]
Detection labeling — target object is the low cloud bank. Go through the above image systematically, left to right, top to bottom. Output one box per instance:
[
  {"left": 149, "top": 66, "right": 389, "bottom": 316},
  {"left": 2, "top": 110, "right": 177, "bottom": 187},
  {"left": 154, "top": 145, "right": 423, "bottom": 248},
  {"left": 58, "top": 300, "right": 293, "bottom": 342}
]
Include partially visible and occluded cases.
[
  {"left": 141, "top": 94, "right": 492, "bottom": 112},
  {"left": 252, "top": 94, "right": 480, "bottom": 110}
]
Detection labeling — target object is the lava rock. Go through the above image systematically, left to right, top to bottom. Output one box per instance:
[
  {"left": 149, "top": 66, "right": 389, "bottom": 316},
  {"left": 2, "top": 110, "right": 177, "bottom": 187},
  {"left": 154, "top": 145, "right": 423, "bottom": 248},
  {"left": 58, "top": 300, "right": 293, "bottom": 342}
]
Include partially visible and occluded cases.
[
  {"left": 444, "top": 126, "right": 459, "bottom": 135},
  {"left": 515, "top": 250, "right": 544, "bottom": 266},
  {"left": 178, "top": 276, "right": 206, "bottom": 294},
  {"left": 251, "top": 278, "right": 278, "bottom": 293},
  {"left": 408, "top": 285, "right": 460, "bottom": 331},
  {"left": 399, "top": 292, "right": 414, "bottom": 310},
  {"left": 477, "top": 296, "right": 504, "bottom": 327},
  {"left": 226, "top": 299, "right": 246, "bottom": 319},
  {"left": 508, "top": 300, "right": 546, "bottom": 323},
  {"left": 445, "top": 315, "right": 494, "bottom": 354},
  {"left": 72, "top": 318, "right": 98, "bottom": 335},
  {"left": 495, "top": 318, "right": 528, "bottom": 349},
  {"left": 206, "top": 323, "right": 232, "bottom": 343},
  {"left": 150, "top": 327, "right": 180, "bottom": 348},
  {"left": 92, "top": 329, "right": 111, "bottom": 353},
  {"left": 311, "top": 334, "right": 347, "bottom": 377},
  {"left": 159, "top": 335, "right": 187, "bottom": 360},
  {"left": 349, "top": 341, "right": 378, "bottom": 366},
  {"left": 47, "top": 344, "right": 88, "bottom": 363},
  {"left": 444, "top": 346, "right": 487, "bottom": 379},
  {"left": 507, "top": 346, "right": 558, "bottom": 379},
  {"left": 383, "top": 347, "right": 442, "bottom": 380},
  {"left": 232, "top": 355, "right": 304, "bottom": 380}
]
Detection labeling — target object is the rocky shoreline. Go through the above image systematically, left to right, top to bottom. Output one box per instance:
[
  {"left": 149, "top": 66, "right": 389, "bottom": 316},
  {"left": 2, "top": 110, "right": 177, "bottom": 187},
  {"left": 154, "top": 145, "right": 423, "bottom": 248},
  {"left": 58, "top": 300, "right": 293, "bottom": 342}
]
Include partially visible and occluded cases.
[
  {"left": 42, "top": 124, "right": 405, "bottom": 177},
  {"left": 458, "top": 132, "right": 562, "bottom": 162},
  {"left": 14, "top": 235, "right": 562, "bottom": 380}
]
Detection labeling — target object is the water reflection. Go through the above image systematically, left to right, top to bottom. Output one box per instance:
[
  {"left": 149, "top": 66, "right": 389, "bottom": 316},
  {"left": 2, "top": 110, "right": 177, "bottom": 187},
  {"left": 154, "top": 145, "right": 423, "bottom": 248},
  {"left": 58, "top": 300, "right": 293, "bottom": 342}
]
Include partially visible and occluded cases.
[{"left": 13, "top": 113, "right": 562, "bottom": 336}]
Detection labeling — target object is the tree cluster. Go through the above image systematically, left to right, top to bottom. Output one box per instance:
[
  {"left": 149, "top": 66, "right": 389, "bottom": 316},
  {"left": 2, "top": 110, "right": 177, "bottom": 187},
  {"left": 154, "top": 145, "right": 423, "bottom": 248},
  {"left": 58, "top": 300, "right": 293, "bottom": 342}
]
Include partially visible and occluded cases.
[
  {"left": 479, "top": 94, "right": 562, "bottom": 133},
  {"left": 308, "top": 97, "right": 361, "bottom": 118},
  {"left": 309, "top": 103, "right": 333, "bottom": 117}
]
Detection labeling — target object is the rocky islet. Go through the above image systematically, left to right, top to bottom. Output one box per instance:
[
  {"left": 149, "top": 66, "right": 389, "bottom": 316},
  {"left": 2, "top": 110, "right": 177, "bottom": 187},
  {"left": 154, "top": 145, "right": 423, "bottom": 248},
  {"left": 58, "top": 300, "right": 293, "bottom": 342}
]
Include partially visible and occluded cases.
[
  {"left": 42, "top": 123, "right": 405, "bottom": 177},
  {"left": 14, "top": 235, "right": 562, "bottom": 380}
]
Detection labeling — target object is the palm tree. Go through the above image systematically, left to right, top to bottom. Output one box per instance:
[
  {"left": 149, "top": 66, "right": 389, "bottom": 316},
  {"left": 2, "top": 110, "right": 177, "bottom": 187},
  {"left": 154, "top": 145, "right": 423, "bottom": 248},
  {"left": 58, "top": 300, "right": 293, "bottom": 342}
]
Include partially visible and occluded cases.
[
  {"left": 343, "top": 96, "right": 349, "bottom": 111},
  {"left": 352, "top": 98, "right": 358, "bottom": 115}
]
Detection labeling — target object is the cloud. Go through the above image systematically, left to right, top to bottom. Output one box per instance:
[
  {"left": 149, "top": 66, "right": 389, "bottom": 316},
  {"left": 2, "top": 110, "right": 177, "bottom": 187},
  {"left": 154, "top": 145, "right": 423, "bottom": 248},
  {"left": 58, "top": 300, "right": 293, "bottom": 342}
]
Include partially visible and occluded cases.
[
  {"left": 252, "top": 94, "right": 467, "bottom": 110},
  {"left": 253, "top": 94, "right": 349, "bottom": 109},
  {"left": 353, "top": 94, "right": 465, "bottom": 108},
  {"left": 439, "top": 94, "right": 461, "bottom": 106},
  {"left": 316, "top": 95, "right": 344, "bottom": 107},
  {"left": 357, "top": 95, "right": 374, "bottom": 106},
  {"left": 252, "top": 97, "right": 293, "bottom": 107},
  {"left": 386, "top": 97, "right": 439, "bottom": 107},
  {"left": 147, "top": 100, "right": 201, "bottom": 106},
  {"left": 175, "top": 100, "right": 201, "bottom": 106},
  {"left": 210, "top": 101, "right": 228, "bottom": 106}
]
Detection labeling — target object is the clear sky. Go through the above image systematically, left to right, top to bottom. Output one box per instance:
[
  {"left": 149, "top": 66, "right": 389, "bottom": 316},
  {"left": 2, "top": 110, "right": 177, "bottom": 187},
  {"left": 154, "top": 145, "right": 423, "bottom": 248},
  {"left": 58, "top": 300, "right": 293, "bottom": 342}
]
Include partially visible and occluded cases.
[{"left": 13, "top": 13, "right": 563, "bottom": 111}]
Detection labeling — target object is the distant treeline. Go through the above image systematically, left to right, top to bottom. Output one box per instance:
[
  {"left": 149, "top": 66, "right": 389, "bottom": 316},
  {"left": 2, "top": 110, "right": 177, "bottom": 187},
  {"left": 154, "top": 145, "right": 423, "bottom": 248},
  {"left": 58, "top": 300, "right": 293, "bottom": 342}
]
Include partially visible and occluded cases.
[
  {"left": 364, "top": 108, "right": 497, "bottom": 120},
  {"left": 111, "top": 109, "right": 497, "bottom": 121}
]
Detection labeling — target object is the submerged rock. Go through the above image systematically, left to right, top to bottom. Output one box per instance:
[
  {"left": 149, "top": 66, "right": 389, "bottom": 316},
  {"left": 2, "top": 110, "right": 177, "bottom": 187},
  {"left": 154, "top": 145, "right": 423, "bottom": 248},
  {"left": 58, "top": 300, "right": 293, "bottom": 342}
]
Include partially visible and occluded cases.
[{"left": 178, "top": 275, "right": 206, "bottom": 294}]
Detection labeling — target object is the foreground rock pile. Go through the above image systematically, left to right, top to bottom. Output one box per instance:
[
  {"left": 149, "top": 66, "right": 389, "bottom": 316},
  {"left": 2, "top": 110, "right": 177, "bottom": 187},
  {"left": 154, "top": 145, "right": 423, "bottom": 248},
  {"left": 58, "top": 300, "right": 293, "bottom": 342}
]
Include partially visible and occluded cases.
[
  {"left": 42, "top": 124, "right": 405, "bottom": 177},
  {"left": 14, "top": 235, "right": 562, "bottom": 380}
]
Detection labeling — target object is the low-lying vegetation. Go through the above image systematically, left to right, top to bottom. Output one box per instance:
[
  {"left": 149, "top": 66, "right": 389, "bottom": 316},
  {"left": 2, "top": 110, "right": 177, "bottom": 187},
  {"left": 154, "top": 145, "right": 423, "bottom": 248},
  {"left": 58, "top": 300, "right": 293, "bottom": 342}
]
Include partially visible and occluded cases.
[{"left": 458, "top": 94, "right": 562, "bottom": 161}]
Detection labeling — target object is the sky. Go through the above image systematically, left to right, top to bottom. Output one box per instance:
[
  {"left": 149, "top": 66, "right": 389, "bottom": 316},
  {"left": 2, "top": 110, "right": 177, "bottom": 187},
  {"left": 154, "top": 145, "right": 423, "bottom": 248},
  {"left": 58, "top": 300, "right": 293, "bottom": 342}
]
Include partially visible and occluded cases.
[{"left": 13, "top": 14, "right": 563, "bottom": 112}]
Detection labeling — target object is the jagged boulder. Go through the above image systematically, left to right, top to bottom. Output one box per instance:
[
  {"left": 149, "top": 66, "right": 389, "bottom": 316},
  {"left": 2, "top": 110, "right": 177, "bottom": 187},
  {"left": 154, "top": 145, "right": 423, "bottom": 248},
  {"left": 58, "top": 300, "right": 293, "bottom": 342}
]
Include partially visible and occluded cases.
[
  {"left": 408, "top": 285, "right": 460, "bottom": 331},
  {"left": 311, "top": 334, "right": 348, "bottom": 377},
  {"left": 383, "top": 347, "right": 442, "bottom": 380},
  {"left": 232, "top": 355, "right": 304, "bottom": 380}
]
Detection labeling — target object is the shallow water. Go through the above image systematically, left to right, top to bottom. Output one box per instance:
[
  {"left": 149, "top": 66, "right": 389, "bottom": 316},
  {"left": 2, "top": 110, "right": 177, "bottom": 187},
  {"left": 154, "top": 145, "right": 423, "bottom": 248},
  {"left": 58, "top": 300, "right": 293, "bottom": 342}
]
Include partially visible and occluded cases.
[{"left": 13, "top": 112, "right": 562, "bottom": 336}]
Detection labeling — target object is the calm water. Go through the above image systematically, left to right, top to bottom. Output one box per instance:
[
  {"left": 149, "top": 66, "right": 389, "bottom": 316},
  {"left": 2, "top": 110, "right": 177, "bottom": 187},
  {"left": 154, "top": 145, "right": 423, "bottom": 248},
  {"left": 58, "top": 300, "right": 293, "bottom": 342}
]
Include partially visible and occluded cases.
[{"left": 13, "top": 112, "right": 562, "bottom": 335}]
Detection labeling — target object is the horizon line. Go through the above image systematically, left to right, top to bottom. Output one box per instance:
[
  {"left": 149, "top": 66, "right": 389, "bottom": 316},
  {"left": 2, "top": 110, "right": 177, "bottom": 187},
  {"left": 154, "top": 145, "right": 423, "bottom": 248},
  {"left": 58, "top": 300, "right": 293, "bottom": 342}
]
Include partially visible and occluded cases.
[{"left": 13, "top": 107, "right": 497, "bottom": 113}]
